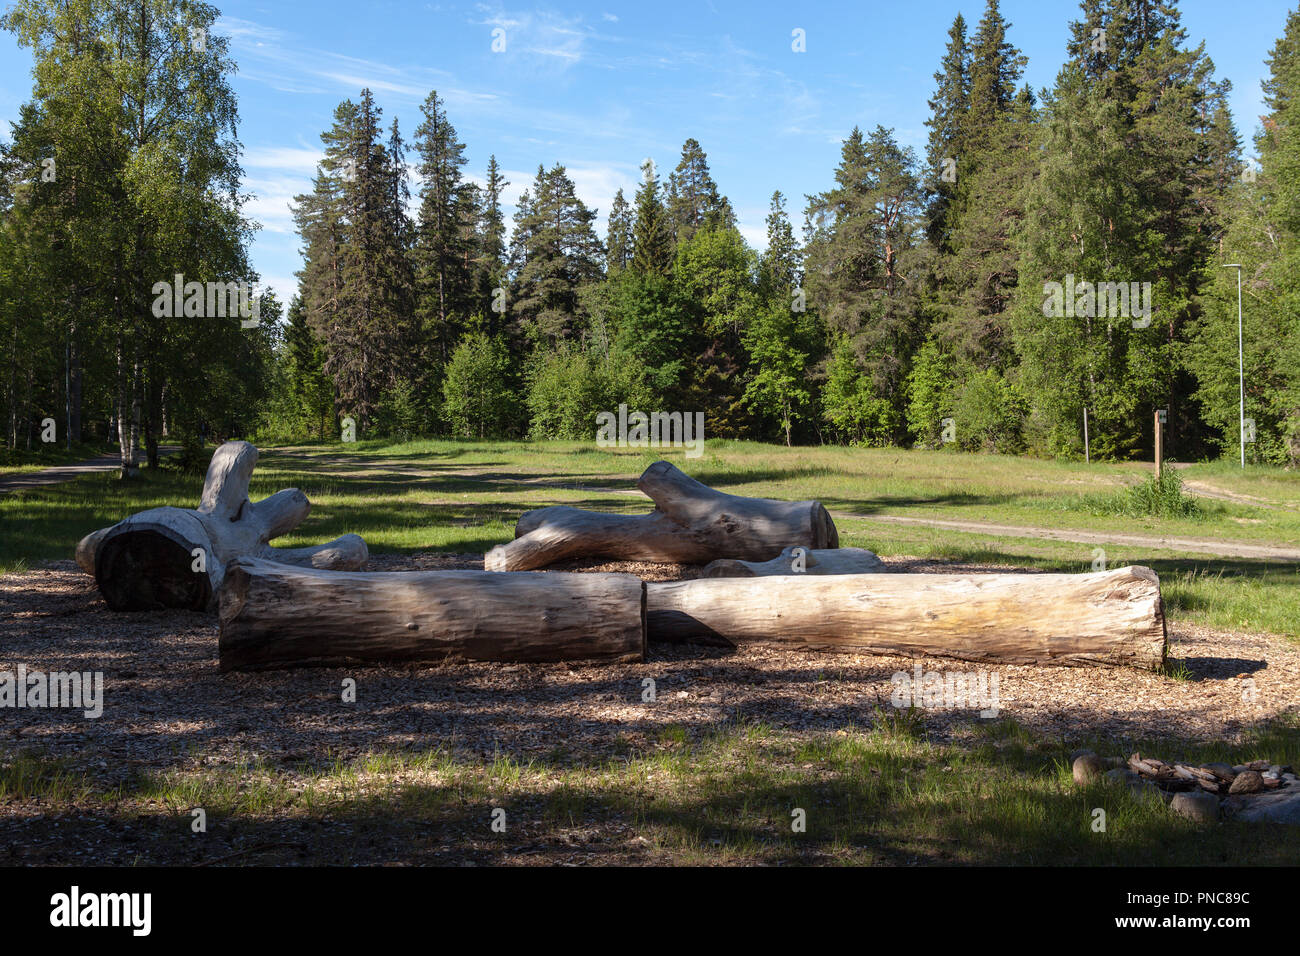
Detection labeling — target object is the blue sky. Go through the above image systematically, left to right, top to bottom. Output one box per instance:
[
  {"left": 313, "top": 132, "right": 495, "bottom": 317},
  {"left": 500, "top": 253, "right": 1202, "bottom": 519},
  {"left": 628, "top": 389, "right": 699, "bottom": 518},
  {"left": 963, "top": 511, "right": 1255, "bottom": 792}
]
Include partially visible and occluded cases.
[{"left": 1, "top": 0, "right": 1293, "bottom": 307}]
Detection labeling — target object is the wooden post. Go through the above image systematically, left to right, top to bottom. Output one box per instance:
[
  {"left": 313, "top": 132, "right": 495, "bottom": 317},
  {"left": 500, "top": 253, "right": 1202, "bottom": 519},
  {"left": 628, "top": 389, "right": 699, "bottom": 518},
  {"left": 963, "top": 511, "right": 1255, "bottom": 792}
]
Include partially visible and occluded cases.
[
  {"left": 1084, "top": 407, "right": 1090, "bottom": 463},
  {"left": 1155, "top": 409, "right": 1166, "bottom": 479}
]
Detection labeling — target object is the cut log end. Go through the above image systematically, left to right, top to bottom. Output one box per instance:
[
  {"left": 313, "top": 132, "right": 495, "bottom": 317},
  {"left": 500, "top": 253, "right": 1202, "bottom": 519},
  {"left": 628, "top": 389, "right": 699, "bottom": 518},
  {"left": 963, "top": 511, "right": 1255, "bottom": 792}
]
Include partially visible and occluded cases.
[{"left": 96, "top": 529, "right": 212, "bottom": 612}]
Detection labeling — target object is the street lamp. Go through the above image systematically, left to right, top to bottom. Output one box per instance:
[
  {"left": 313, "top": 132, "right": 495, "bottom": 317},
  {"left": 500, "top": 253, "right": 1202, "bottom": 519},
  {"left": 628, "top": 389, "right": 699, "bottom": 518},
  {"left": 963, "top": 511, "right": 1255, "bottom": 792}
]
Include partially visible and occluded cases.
[{"left": 1222, "top": 264, "right": 1245, "bottom": 468}]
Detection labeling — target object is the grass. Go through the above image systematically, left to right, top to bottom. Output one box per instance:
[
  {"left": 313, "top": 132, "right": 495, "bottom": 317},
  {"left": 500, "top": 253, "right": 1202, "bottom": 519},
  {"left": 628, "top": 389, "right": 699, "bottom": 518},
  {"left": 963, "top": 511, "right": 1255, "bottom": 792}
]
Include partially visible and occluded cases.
[
  {"left": 3, "top": 436, "right": 1300, "bottom": 640},
  {"left": 3, "top": 437, "right": 1299, "bottom": 865},
  {"left": 0, "top": 440, "right": 116, "bottom": 478},
  {"left": 1080, "top": 471, "right": 1203, "bottom": 520},
  {"left": 4, "top": 714, "right": 1298, "bottom": 865}
]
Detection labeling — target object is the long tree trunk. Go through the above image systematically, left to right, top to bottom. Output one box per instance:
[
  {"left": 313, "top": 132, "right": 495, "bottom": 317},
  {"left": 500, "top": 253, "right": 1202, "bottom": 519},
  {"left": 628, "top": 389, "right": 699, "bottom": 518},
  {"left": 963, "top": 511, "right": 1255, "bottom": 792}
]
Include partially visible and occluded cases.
[
  {"left": 485, "top": 460, "right": 839, "bottom": 571},
  {"left": 218, "top": 560, "right": 646, "bottom": 671},
  {"left": 645, "top": 565, "right": 1167, "bottom": 669}
]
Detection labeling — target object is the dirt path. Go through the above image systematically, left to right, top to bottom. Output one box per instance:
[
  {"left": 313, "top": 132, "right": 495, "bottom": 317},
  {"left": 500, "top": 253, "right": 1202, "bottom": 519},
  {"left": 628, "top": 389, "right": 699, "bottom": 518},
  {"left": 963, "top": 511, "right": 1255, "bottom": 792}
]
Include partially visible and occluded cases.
[
  {"left": 0, "top": 447, "right": 178, "bottom": 497},
  {"left": 264, "top": 450, "right": 1300, "bottom": 562},
  {"left": 836, "top": 513, "right": 1300, "bottom": 561}
]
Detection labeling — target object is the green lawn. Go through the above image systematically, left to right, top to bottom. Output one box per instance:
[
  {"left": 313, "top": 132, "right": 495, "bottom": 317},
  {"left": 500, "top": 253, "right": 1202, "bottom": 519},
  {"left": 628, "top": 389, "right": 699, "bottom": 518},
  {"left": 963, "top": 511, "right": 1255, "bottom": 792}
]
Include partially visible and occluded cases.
[
  {"left": 3, "top": 437, "right": 1299, "bottom": 866},
  {"left": 4, "top": 437, "right": 1297, "bottom": 641},
  {"left": 0, "top": 440, "right": 117, "bottom": 478},
  {"left": 4, "top": 713, "right": 1297, "bottom": 865}
]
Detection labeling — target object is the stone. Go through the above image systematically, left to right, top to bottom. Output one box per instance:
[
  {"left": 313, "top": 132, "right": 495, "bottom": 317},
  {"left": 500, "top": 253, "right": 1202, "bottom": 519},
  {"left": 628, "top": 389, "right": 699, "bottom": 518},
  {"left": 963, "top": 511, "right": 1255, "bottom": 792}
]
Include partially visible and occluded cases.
[
  {"left": 1069, "top": 748, "right": 1096, "bottom": 764},
  {"left": 1073, "top": 753, "right": 1107, "bottom": 785},
  {"left": 1203, "top": 762, "right": 1236, "bottom": 782},
  {"left": 1105, "top": 767, "right": 1134, "bottom": 785},
  {"left": 1229, "top": 770, "right": 1264, "bottom": 794},
  {"left": 1128, "top": 777, "right": 1164, "bottom": 803},
  {"left": 1228, "top": 788, "right": 1300, "bottom": 825},
  {"left": 1171, "top": 791, "right": 1220, "bottom": 825}
]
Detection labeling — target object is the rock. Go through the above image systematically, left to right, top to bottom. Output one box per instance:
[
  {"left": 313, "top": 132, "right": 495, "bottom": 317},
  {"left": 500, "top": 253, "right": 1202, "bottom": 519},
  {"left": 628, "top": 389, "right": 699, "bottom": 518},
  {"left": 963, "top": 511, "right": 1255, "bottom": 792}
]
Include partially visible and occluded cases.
[
  {"left": 1069, "top": 748, "right": 1096, "bottom": 764},
  {"left": 1073, "top": 753, "right": 1107, "bottom": 785},
  {"left": 1203, "top": 762, "right": 1236, "bottom": 782},
  {"left": 1270, "top": 764, "right": 1292, "bottom": 776},
  {"left": 1231, "top": 765, "right": 1250, "bottom": 775},
  {"left": 1105, "top": 767, "right": 1134, "bottom": 785},
  {"left": 1229, "top": 770, "right": 1264, "bottom": 795},
  {"left": 1128, "top": 777, "right": 1164, "bottom": 803},
  {"left": 1228, "top": 787, "right": 1300, "bottom": 825},
  {"left": 1171, "top": 791, "right": 1220, "bottom": 825}
]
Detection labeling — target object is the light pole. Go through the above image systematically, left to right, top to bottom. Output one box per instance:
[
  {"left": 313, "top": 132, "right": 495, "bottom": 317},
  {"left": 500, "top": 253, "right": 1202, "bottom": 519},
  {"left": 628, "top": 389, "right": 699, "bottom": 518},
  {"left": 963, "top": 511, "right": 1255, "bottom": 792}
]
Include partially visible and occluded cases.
[{"left": 1222, "top": 265, "right": 1245, "bottom": 468}]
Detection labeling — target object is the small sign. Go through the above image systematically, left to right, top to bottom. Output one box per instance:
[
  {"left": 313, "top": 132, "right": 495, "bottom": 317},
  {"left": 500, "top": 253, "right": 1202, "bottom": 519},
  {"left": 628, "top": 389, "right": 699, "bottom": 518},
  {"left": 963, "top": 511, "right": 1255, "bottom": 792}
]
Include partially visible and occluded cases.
[{"left": 1157, "top": 409, "right": 1168, "bottom": 424}]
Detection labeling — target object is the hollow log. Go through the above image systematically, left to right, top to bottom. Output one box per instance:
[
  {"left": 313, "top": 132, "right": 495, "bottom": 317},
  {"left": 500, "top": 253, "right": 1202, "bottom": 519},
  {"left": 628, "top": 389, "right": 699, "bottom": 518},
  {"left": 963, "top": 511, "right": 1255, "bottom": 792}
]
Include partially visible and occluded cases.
[
  {"left": 75, "top": 441, "right": 368, "bottom": 612},
  {"left": 484, "top": 460, "right": 838, "bottom": 571},
  {"left": 702, "top": 546, "right": 883, "bottom": 577},
  {"left": 218, "top": 558, "right": 646, "bottom": 671},
  {"left": 645, "top": 565, "right": 1167, "bottom": 668}
]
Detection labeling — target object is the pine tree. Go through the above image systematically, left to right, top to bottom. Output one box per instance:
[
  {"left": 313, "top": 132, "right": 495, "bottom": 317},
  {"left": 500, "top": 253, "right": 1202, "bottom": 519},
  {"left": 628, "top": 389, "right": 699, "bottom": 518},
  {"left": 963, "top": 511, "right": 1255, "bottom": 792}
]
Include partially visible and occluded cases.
[
  {"left": 925, "top": 13, "right": 970, "bottom": 250},
  {"left": 294, "top": 90, "right": 414, "bottom": 432},
  {"left": 413, "top": 90, "right": 474, "bottom": 366},
  {"left": 804, "top": 126, "right": 928, "bottom": 444},
  {"left": 668, "top": 138, "right": 734, "bottom": 244},
  {"left": 630, "top": 159, "right": 673, "bottom": 278},
  {"left": 508, "top": 164, "right": 603, "bottom": 345},
  {"left": 606, "top": 188, "right": 634, "bottom": 274},
  {"left": 759, "top": 190, "right": 801, "bottom": 297}
]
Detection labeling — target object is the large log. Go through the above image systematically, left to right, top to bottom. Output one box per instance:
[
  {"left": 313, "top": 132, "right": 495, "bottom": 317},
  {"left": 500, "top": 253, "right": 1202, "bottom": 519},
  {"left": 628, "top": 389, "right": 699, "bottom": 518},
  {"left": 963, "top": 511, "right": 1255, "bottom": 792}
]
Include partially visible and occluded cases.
[
  {"left": 76, "top": 441, "right": 367, "bottom": 612},
  {"left": 484, "top": 460, "right": 838, "bottom": 571},
  {"left": 701, "top": 546, "right": 883, "bottom": 577},
  {"left": 218, "top": 558, "right": 646, "bottom": 671},
  {"left": 645, "top": 565, "right": 1167, "bottom": 668}
]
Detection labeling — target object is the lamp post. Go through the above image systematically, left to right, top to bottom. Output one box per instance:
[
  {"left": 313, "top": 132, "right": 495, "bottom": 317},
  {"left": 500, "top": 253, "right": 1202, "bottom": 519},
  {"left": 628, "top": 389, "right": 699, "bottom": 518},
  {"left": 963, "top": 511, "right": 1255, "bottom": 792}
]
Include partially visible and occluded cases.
[{"left": 1222, "top": 264, "right": 1244, "bottom": 468}]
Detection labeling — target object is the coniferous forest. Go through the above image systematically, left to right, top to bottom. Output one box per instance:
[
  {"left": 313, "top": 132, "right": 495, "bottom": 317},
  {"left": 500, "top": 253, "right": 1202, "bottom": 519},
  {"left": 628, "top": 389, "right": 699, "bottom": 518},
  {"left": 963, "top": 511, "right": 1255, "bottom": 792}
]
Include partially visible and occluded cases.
[{"left": 3, "top": 0, "right": 1300, "bottom": 468}]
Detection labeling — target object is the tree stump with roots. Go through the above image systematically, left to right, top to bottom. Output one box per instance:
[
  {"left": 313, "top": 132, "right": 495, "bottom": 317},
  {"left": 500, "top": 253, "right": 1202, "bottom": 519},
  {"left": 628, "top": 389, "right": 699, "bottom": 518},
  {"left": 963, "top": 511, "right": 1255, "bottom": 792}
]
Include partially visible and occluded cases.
[{"left": 75, "top": 440, "right": 368, "bottom": 611}]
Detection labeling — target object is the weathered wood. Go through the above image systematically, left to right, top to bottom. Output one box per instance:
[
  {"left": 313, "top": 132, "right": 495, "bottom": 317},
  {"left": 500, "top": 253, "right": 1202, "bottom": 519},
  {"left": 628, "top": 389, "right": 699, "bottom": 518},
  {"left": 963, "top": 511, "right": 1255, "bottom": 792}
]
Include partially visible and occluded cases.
[
  {"left": 76, "top": 441, "right": 368, "bottom": 611},
  {"left": 484, "top": 460, "right": 838, "bottom": 571},
  {"left": 701, "top": 546, "right": 882, "bottom": 577},
  {"left": 218, "top": 558, "right": 646, "bottom": 671},
  {"left": 645, "top": 565, "right": 1167, "bottom": 669}
]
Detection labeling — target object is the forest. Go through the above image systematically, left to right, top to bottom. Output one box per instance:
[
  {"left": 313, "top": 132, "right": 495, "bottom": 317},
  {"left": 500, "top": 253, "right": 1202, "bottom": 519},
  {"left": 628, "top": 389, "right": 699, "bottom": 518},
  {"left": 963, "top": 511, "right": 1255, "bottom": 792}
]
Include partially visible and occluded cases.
[{"left": 2, "top": 0, "right": 1299, "bottom": 469}]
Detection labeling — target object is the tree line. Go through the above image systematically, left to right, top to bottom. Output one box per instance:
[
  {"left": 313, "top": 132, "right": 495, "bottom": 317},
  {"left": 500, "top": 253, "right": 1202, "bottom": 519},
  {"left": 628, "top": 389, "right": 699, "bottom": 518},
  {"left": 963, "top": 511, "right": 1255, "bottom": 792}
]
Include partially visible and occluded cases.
[{"left": 3, "top": 0, "right": 1299, "bottom": 468}]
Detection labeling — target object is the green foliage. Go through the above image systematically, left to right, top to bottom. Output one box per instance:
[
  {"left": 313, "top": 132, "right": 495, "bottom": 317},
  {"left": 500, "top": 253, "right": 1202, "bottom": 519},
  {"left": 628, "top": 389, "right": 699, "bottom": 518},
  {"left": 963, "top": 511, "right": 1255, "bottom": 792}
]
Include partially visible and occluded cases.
[
  {"left": 440, "top": 332, "right": 521, "bottom": 439},
  {"left": 822, "top": 336, "right": 900, "bottom": 446},
  {"left": 525, "top": 345, "right": 650, "bottom": 440},
  {"left": 947, "top": 368, "right": 1027, "bottom": 453}
]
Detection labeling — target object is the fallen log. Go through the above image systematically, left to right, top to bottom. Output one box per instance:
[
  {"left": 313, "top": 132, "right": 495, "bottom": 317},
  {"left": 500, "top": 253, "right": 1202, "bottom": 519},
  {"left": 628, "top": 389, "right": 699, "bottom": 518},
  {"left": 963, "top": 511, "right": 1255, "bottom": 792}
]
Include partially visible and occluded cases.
[
  {"left": 76, "top": 441, "right": 367, "bottom": 612},
  {"left": 484, "top": 460, "right": 838, "bottom": 572},
  {"left": 702, "top": 546, "right": 882, "bottom": 577},
  {"left": 218, "top": 558, "right": 646, "bottom": 671},
  {"left": 645, "top": 565, "right": 1166, "bottom": 668}
]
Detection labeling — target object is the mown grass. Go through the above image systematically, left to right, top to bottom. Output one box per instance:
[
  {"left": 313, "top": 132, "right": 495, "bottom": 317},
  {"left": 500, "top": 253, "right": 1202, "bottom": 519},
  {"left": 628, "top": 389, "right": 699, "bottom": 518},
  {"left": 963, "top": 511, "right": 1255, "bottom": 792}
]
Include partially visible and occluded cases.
[
  {"left": 3, "top": 436, "right": 1300, "bottom": 640},
  {"left": 0, "top": 440, "right": 117, "bottom": 478},
  {"left": 5, "top": 714, "right": 1298, "bottom": 865}
]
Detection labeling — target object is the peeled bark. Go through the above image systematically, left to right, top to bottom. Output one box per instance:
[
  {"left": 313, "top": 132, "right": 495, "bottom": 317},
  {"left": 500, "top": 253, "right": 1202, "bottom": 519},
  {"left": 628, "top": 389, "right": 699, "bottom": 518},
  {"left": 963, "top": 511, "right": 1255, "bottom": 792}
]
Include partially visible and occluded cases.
[
  {"left": 76, "top": 440, "right": 368, "bottom": 611},
  {"left": 484, "top": 460, "right": 838, "bottom": 571},
  {"left": 702, "top": 546, "right": 883, "bottom": 577},
  {"left": 218, "top": 558, "right": 646, "bottom": 671},
  {"left": 646, "top": 565, "right": 1167, "bottom": 669}
]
